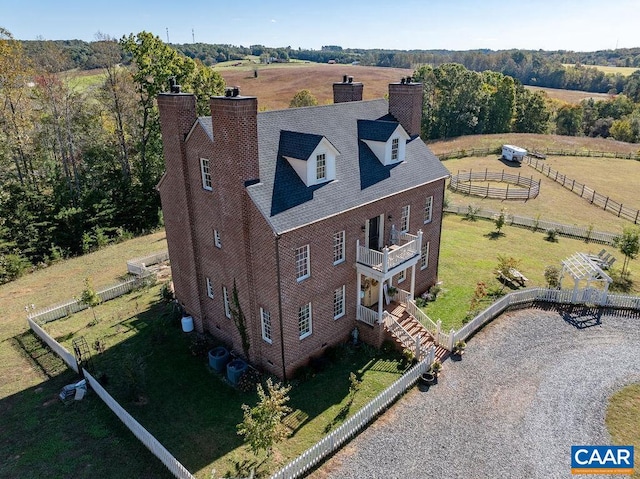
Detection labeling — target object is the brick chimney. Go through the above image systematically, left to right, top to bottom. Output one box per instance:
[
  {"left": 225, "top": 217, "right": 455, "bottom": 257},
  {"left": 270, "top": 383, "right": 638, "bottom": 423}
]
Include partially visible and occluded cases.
[
  {"left": 333, "top": 75, "right": 363, "bottom": 103},
  {"left": 388, "top": 78, "right": 423, "bottom": 138},
  {"left": 157, "top": 87, "right": 204, "bottom": 330},
  {"left": 210, "top": 87, "right": 259, "bottom": 185}
]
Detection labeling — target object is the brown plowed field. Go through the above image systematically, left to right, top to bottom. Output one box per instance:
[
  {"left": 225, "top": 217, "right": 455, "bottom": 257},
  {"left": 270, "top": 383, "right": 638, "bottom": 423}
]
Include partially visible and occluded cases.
[{"left": 216, "top": 64, "right": 413, "bottom": 110}]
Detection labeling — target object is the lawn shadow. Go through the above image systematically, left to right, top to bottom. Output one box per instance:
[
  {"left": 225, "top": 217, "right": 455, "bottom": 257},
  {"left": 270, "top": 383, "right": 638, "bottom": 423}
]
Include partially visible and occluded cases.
[{"left": 485, "top": 231, "right": 505, "bottom": 240}]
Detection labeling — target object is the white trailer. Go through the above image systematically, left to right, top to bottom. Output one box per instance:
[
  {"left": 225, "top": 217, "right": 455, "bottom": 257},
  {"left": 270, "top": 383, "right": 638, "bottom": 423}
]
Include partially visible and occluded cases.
[{"left": 501, "top": 144, "right": 527, "bottom": 163}]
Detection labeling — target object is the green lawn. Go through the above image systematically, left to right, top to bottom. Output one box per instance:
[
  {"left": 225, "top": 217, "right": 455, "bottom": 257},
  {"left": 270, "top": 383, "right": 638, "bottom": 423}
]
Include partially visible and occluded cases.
[
  {"left": 424, "top": 213, "right": 639, "bottom": 331},
  {"left": 22, "top": 282, "right": 410, "bottom": 478}
]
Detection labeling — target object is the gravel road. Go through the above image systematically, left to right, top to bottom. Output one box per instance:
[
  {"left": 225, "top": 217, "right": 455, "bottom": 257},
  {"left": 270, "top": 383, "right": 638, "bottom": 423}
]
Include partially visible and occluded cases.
[{"left": 314, "top": 306, "right": 640, "bottom": 479}]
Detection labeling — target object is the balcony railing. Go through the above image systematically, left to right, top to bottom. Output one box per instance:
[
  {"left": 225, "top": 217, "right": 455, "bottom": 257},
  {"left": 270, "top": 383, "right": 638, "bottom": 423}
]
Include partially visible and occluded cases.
[
  {"left": 356, "top": 231, "right": 422, "bottom": 274},
  {"left": 357, "top": 304, "right": 379, "bottom": 326}
]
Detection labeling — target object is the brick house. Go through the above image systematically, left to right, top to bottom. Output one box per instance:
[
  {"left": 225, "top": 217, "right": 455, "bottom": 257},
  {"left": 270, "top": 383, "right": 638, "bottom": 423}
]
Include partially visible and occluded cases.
[{"left": 157, "top": 76, "right": 449, "bottom": 379}]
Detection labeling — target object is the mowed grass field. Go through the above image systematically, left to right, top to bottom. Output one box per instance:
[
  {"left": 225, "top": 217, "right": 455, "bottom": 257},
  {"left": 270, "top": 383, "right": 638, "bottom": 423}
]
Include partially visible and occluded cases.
[
  {"left": 562, "top": 64, "right": 640, "bottom": 77},
  {"left": 524, "top": 85, "right": 611, "bottom": 104},
  {"left": 429, "top": 133, "right": 640, "bottom": 231}
]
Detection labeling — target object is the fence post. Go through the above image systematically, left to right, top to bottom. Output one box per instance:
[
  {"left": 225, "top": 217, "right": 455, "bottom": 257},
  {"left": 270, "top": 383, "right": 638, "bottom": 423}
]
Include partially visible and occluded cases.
[
  {"left": 486, "top": 183, "right": 489, "bottom": 198},
  {"left": 505, "top": 183, "right": 509, "bottom": 199},
  {"left": 581, "top": 184, "right": 585, "bottom": 197},
  {"left": 591, "top": 190, "right": 596, "bottom": 203},
  {"left": 604, "top": 197, "right": 609, "bottom": 211},
  {"left": 618, "top": 203, "right": 623, "bottom": 217},
  {"left": 635, "top": 210, "right": 639, "bottom": 225},
  {"left": 436, "top": 319, "right": 441, "bottom": 345},
  {"left": 449, "top": 329, "right": 455, "bottom": 351},
  {"left": 415, "top": 335, "right": 421, "bottom": 360}
]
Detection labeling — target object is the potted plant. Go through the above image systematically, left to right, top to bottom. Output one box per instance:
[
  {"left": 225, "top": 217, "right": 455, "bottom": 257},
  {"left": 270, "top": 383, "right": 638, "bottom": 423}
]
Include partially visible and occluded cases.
[
  {"left": 453, "top": 339, "right": 466, "bottom": 357},
  {"left": 420, "top": 359, "right": 442, "bottom": 385}
]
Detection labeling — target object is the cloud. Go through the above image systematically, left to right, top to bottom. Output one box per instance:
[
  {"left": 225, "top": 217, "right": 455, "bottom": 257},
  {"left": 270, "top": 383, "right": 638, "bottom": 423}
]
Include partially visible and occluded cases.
[{"left": 271, "top": 19, "right": 276, "bottom": 23}]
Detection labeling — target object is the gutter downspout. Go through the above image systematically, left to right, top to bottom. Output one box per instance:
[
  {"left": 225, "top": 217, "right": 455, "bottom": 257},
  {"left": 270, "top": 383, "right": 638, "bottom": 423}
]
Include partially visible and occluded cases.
[{"left": 275, "top": 233, "right": 287, "bottom": 380}]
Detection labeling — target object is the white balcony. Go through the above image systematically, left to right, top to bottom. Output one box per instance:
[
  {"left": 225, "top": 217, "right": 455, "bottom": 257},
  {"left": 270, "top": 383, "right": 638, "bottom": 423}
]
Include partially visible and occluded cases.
[{"left": 356, "top": 231, "right": 422, "bottom": 275}]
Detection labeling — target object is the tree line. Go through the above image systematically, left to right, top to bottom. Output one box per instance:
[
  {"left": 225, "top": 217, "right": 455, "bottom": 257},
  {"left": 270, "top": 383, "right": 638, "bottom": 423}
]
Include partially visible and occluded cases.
[
  {"left": 0, "top": 29, "right": 225, "bottom": 284},
  {"left": 17, "top": 39, "right": 640, "bottom": 95},
  {"left": 412, "top": 63, "right": 640, "bottom": 143}
]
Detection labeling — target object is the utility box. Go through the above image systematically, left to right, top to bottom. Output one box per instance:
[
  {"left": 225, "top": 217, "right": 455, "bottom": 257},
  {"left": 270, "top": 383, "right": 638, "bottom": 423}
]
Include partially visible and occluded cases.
[{"left": 501, "top": 144, "right": 527, "bottom": 162}]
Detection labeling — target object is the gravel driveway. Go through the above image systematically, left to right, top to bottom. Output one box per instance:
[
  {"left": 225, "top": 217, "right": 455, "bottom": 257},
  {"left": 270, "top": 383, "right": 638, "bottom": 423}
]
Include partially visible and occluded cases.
[{"left": 314, "top": 306, "right": 640, "bottom": 479}]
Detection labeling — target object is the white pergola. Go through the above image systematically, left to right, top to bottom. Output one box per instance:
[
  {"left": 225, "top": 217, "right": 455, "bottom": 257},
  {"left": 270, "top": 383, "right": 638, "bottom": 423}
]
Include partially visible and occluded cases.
[{"left": 560, "top": 252, "right": 613, "bottom": 302}]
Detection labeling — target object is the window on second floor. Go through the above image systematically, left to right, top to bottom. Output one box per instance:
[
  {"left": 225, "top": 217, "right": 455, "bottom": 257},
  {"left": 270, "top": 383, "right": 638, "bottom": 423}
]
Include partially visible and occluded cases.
[
  {"left": 316, "top": 153, "right": 326, "bottom": 181},
  {"left": 200, "top": 158, "right": 212, "bottom": 191},
  {"left": 424, "top": 196, "right": 433, "bottom": 224},
  {"left": 400, "top": 205, "right": 410, "bottom": 233},
  {"left": 214, "top": 229, "right": 221, "bottom": 249},
  {"left": 333, "top": 231, "right": 345, "bottom": 265},
  {"left": 295, "top": 245, "right": 310, "bottom": 281},
  {"left": 222, "top": 286, "right": 231, "bottom": 319},
  {"left": 298, "top": 302, "right": 312, "bottom": 339}
]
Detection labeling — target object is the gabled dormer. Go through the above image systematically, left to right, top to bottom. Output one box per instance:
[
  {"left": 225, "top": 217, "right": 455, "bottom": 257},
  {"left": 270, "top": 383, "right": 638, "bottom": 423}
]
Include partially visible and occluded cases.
[
  {"left": 358, "top": 120, "right": 410, "bottom": 166},
  {"left": 279, "top": 130, "right": 340, "bottom": 187}
]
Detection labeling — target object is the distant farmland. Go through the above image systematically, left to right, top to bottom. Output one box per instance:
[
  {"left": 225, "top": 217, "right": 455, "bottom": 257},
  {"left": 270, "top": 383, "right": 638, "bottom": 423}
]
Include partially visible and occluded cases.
[{"left": 563, "top": 63, "right": 640, "bottom": 77}]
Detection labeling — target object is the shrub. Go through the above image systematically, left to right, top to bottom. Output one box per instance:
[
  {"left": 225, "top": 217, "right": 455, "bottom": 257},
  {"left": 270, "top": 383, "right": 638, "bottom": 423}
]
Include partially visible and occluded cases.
[
  {"left": 465, "top": 205, "right": 480, "bottom": 221},
  {"left": 545, "top": 228, "right": 559, "bottom": 242},
  {"left": 544, "top": 265, "right": 561, "bottom": 289},
  {"left": 189, "top": 333, "right": 217, "bottom": 357},
  {"left": 381, "top": 340, "right": 396, "bottom": 354},
  {"left": 237, "top": 368, "right": 262, "bottom": 393}
]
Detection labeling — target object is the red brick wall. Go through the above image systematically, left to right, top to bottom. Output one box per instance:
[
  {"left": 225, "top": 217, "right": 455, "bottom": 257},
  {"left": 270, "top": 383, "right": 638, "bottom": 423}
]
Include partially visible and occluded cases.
[
  {"left": 333, "top": 81, "right": 364, "bottom": 103},
  {"left": 388, "top": 82, "right": 423, "bottom": 137},
  {"left": 157, "top": 93, "right": 204, "bottom": 330}
]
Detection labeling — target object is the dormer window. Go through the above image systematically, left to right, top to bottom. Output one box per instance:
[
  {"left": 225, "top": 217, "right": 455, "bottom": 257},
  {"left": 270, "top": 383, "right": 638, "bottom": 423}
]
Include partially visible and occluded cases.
[
  {"left": 358, "top": 120, "right": 410, "bottom": 166},
  {"left": 279, "top": 131, "right": 340, "bottom": 187},
  {"left": 316, "top": 154, "right": 326, "bottom": 181}
]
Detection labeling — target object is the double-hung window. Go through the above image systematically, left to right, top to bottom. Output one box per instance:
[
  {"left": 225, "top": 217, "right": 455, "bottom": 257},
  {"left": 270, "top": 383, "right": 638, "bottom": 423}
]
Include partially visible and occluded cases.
[
  {"left": 391, "top": 138, "right": 399, "bottom": 161},
  {"left": 316, "top": 154, "right": 326, "bottom": 181},
  {"left": 200, "top": 158, "right": 212, "bottom": 191},
  {"left": 424, "top": 196, "right": 433, "bottom": 223},
  {"left": 400, "top": 205, "right": 410, "bottom": 233},
  {"left": 214, "top": 229, "right": 221, "bottom": 248},
  {"left": 333, "top": 231, "right": 345, "bottom": 265},
  {"left": 421, "top": 242, "right": 430, "bottom": 270},
  {"left": 295, "top": 245, "right": 310, "bottom": 281},
  {"left": 206, "top": 277, "right": 214, "bottom": 299},
  {"left": 333, "top": 285, "right": 345, "bottom": 320},
  {"left": 222, "top": 286, "right": 231, "bottom": 318},
  {"left": 298, "top": 302, "right": 312, "bottom": 339},
  {"left": 260, "top": 308, "right": 272, "bottom": 343}
]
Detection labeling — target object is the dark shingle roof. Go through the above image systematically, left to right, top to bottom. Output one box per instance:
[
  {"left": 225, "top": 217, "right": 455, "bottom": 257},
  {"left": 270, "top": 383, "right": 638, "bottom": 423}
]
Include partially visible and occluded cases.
[
  {"left": 242, "top": 99, "right": 449, "bottom": 234},
  {"left": 357, "top": 119, "right": 400, "bottom": 142},
  {"left": 279, "top": 130, "right": 324, "bottom": 160}
]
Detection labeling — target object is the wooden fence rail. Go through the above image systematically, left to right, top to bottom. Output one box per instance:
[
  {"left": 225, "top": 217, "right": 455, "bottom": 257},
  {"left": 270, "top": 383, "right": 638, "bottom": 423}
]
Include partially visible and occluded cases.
[
  {"left": 437, "top": 147, "right": 640, "bottom": 162},
  {"left": 527, "top": 158, "right": 640, "bottom": 224},
  {"left": 449, "top": 169, "right": 540, "bottom": 200},
  {"left": 444, "top": 205, "right": 619, "bottom": 244}
]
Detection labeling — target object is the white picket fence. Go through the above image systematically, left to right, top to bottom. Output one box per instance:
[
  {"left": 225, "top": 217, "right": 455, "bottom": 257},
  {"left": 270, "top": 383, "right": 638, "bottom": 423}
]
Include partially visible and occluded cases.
[
  {"left": 444, "top": 205, "right": 618, "bottom": 245},
  {"left": 127, "top": 251, "right": 170, "bottom": 275},
  {"left": 27, "top": 272, "right": 156, "bottom": 324},
  {"left": 453, "top": 287, "right": 640, "bottom": 343},
  {"left": 27, "top": 317, "right": 78, "bottom": 373},
  {"left": 270, "top": 347, "right": 435, "bottom": 479},
  {"left": 83, "top": 369, "right": 195, "bottom": 479}
]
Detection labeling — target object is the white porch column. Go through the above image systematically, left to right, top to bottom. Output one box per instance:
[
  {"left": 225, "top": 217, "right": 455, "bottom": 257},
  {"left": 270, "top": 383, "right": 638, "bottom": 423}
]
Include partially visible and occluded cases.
[
  {"left": 416, "top": 229, "right": 423, "bottom": 254},
  {"left": 410, "top": 264, "right": 416, "bottom": 300},
  {"left": 356, "top": 272, "right": 362, "bottom": 319},
  {"left": 571, "top": 278, "right": 579, "bottom": 303},
  {"left": 377, "top": 279, "right": 384, "bottom": 321},
  {"left": 601, "top": 281, "right": 610, "bottom": 305}
]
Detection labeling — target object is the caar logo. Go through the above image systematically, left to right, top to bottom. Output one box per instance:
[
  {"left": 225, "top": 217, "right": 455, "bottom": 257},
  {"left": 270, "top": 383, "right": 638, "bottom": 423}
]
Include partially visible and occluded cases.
[{"left": 571, "top": 445, "right": 634, "bottom": 475}]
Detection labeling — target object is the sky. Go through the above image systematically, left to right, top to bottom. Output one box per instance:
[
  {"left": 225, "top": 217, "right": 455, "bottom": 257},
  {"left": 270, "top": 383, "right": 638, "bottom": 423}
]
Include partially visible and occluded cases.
[{"left": 2, "top": 0, "right": 640, "bottom": 52}]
